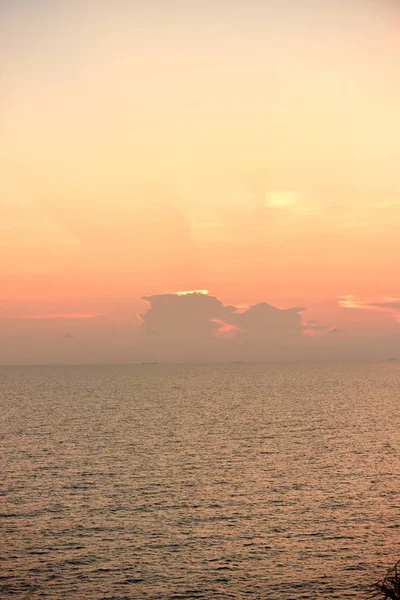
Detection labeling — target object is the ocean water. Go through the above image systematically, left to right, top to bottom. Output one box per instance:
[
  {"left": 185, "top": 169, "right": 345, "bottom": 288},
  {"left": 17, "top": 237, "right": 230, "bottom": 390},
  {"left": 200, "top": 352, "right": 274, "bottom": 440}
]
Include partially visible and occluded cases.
[{"left": 1, "top": 363, "right": 399, "bottom": 599}]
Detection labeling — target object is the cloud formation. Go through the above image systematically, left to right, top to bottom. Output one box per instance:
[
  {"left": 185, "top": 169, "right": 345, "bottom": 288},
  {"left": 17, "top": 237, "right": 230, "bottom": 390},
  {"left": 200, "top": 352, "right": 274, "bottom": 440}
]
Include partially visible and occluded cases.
[{"left": 139, "top": 292, "right": 306, "bottom": 361}]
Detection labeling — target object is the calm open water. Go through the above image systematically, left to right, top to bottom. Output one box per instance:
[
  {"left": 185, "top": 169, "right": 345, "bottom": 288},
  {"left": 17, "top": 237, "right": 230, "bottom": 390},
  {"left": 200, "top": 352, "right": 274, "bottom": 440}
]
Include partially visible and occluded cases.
[{"left": 1, "top": 363, "right": 399, "bottom": 599}]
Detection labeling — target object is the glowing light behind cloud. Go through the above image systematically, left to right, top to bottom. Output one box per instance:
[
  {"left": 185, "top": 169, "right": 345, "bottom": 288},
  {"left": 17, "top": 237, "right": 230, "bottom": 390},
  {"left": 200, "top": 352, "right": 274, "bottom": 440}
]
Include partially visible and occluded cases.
[{"left": 173, "top": 290, "right": 209, "bottom": 296}]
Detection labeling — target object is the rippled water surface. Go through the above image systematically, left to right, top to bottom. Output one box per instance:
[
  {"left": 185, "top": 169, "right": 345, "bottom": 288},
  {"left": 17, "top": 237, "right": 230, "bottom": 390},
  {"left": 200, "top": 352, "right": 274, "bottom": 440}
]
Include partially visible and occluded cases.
[{"left": 1, "top": 363, "right": 399, "bottom": 599}]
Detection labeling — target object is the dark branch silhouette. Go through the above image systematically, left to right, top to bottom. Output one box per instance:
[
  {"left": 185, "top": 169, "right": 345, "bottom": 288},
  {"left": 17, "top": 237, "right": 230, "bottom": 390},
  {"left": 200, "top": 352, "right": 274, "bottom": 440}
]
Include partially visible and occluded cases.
[{"left": 374, "top": 560, "right": 400, "bottom": 599}]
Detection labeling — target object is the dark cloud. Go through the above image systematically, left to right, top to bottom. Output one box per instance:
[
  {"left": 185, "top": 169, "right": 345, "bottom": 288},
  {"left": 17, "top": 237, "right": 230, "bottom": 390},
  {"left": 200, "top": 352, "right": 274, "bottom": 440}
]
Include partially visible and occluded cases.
[
  {"left": 139, "top": 292, "right": 305, "bottom": 361},
  {"left": 140, "top": 293, "right": 235, "bottom": 338},
  {"left": 230, "top": 302, "right": 305, "bottom": 338}
]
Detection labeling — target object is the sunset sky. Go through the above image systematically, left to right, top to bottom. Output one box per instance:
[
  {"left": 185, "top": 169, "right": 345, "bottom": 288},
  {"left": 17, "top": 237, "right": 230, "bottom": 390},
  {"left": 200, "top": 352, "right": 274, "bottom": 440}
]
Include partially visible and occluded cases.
[{"left": 1, "top": 0, "right": 400, "bottom": 363}]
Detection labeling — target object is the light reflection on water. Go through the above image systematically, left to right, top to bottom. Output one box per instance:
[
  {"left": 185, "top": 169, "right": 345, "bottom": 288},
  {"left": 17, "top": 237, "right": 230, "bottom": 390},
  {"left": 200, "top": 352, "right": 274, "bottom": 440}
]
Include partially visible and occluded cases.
[{"left": 1, "top": 363, "right": 399, "bottom": 599}]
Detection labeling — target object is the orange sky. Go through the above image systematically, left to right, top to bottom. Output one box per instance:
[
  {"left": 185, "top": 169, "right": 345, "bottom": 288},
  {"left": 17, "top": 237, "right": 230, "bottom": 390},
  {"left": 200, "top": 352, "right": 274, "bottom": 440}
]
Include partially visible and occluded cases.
[{"left": 1, "top": 0, "right": 400, "bottom": 363}]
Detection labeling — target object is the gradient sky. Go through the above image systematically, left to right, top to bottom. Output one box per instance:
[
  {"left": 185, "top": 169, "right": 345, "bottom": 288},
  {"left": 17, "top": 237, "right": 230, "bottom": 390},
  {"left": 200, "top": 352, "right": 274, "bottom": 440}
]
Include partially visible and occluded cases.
[{"left": 1, "top": 0, "right": 400, "bottom": 363}]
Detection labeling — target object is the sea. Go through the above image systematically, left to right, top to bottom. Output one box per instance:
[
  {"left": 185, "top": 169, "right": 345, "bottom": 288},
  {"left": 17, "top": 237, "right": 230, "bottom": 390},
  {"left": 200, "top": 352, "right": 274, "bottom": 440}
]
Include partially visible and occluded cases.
[{"left": 1, "top": 363, "right": 399, "bottom": 599}]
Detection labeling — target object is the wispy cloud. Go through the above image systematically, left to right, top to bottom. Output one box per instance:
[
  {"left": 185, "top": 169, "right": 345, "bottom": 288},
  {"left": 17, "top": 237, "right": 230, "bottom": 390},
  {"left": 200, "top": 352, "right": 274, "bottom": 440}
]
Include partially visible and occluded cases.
[
  {"left": 266, "top": 190, "right": 314, "bottom": 215},
  {"left": 267, "top": 190, "right": 304, "bottom": 209},
  {"left": 338, "top": 295, "right": 400, "bottom": 322},
  {"left": 338, "top": 295, "right": 365, "bottom": 309},
  {"left": 369, "top": 299, "right": 400, "bottom": 310},
  {"left": 2, "top": 313, "right": 101, "bottom": 320}
]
